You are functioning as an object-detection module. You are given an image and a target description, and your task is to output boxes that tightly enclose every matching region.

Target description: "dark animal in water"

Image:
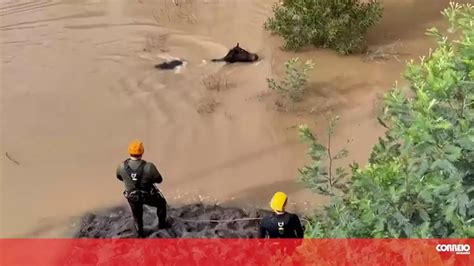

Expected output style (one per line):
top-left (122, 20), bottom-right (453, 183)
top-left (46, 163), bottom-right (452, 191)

top-left (155, 60), bottom-right (184, 70)
top-left (211, 43), bottom-right (259, 63)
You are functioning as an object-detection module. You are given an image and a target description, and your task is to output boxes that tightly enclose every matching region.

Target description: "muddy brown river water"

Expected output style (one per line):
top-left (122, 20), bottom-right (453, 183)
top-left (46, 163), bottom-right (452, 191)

top-left (0, 0), bottom-right (465, 237)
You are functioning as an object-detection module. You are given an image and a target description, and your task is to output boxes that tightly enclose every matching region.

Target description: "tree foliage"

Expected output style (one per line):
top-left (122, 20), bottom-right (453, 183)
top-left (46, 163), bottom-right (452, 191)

top-left (267, 57), bottom-right (315, 102)
top-left (299, 2), bottom-right (473, 238)
top-left (264, 0), bottom-right (383, 54)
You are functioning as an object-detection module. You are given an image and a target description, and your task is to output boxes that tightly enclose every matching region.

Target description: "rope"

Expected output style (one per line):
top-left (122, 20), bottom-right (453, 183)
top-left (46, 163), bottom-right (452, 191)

top-left (173, 217), bottom-right (262, 223)
top-left (161, 196), bottom-right (311, 225)
top-left (172, 217), bottom-right (310, 224)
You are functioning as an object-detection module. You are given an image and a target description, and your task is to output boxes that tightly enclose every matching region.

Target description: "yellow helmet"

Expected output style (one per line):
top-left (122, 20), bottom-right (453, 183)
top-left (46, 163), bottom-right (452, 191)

top-left (270, 192), bottom-right (288, 212)
top-left (128, 140), bottom-right (144, 156)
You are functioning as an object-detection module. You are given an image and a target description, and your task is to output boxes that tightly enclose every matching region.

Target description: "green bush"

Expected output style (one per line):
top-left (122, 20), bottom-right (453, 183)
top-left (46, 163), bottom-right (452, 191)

top-left (264, 0), bottom-right (383, 54)
top-left (267, 57), bottom-right (315, 102)
top-left (299, 2), bottom-right (473, 238)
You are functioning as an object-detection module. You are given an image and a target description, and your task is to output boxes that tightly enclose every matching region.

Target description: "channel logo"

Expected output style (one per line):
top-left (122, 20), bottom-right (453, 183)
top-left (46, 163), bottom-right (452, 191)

top-left (436, 244), bottom-right (471, 255)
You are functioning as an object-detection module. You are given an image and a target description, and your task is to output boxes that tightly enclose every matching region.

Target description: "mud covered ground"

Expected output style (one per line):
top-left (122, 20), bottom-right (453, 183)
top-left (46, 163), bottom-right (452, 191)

top-left (75, 203), bottom-right (277, 238)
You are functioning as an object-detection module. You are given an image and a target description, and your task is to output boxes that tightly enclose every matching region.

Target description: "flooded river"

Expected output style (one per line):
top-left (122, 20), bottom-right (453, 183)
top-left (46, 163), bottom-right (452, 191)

top-left (0, 0), bottom-right (463, 237)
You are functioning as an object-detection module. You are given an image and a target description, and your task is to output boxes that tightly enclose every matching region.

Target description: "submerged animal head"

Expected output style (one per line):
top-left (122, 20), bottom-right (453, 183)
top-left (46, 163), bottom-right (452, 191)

top-left (155, 59), bottom-right (184, 70)
top-left (223, 43), bottom-right (259, 63)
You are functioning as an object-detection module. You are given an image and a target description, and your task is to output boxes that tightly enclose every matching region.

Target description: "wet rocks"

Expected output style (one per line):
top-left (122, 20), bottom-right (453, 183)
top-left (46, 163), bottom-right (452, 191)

top-left (75, 203), bottom-right (273, 238)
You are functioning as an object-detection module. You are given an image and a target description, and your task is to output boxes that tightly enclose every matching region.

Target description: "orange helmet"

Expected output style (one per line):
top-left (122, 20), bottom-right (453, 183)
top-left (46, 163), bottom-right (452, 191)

top-left (128, 140), bottom-right (144, 156)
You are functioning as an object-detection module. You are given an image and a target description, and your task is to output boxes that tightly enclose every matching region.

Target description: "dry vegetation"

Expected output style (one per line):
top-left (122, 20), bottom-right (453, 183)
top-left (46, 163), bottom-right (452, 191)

top-left (197, 73), bottom-right (231, 115)
top-left (371, 92), bottom-right (384, 117)
top-left (153, 0), bottom-right (197, 24)
top-left (144, 34), bottom-right (168, 52)
top-left (201, 73), bottom-right (229, 92)
top-left (197, 97), bottom-right (220, 114)
top-left (363, 40), bottom-right (406, 62)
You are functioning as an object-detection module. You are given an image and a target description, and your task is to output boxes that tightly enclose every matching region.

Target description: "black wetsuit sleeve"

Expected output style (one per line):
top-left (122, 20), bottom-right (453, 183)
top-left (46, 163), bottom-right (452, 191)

top-left (258, 218), bottom-right (268, 238)
top-left (116, 165), bottom-right (123, 181)
top-left (292, 215), bottom-right (304, 238)
top-left (149, 163), bottom-right (163, 184)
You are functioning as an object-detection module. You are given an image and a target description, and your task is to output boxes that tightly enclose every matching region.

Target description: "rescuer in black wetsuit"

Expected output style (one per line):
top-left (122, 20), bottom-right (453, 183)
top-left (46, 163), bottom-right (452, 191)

top-left (116, 140), bottom-right (170, 237)
top-left (259, 192), bottom-right (304, 238)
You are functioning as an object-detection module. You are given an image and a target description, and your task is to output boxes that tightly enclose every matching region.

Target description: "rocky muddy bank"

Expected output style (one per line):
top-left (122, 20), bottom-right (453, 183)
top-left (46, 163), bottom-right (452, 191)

top-left (75, 203), bottom-right (275, 238)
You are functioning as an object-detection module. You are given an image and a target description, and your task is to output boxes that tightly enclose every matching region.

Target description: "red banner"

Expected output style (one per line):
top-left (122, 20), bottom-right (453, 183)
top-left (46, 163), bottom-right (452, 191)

top-left (1, 239), bottom-right (472, 265)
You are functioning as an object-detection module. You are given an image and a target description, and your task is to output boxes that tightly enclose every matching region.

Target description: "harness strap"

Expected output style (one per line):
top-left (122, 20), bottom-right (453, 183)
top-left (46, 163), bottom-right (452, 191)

top-left (271, 213), bottom-right (291, 235)
top-left (123, 159), bottom-right (147, 191)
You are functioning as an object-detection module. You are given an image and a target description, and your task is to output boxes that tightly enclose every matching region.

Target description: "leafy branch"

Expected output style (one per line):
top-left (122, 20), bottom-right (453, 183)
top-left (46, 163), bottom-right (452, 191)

top-left (267, 57), bottom-right (315, 103)
top-left (297, 116), bottom-right (349, 196)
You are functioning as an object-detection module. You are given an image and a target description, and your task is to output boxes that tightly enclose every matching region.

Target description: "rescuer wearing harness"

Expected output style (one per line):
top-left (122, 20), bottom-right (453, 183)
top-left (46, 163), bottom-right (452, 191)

top-left (259, 192), bottom-right (304, 238)
top-left (116, 140), bottom-right (170, 237)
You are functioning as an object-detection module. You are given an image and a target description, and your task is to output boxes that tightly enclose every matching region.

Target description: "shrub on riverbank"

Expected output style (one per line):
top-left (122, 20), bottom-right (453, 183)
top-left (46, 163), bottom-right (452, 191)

top-left (299, 2), bottom-right (473, 238)
top-left (264, 0), bottom-right (383, 54)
